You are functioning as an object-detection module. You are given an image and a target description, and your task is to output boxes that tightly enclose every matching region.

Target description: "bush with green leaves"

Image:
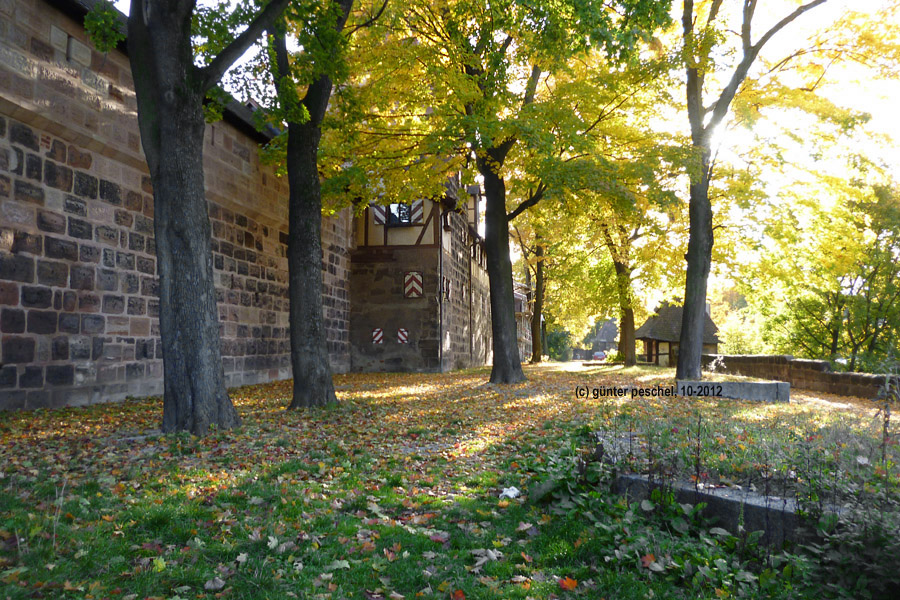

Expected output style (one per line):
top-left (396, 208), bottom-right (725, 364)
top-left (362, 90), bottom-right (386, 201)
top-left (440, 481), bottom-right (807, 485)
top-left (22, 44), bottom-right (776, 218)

top-left (526, 427), bottom-right (816, 598)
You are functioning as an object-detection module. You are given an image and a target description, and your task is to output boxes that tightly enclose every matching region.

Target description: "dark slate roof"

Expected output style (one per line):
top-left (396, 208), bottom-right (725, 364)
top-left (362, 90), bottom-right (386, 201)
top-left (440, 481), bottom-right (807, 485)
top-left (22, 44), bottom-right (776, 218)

top-left (635, 302), bottom-right (719, 344)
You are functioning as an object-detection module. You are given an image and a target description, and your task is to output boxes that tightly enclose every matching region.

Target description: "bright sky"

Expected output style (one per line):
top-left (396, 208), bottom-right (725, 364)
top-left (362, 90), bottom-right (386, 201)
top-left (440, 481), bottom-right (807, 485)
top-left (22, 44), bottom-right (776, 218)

top-left (742, 0), bottom-right (899, 173)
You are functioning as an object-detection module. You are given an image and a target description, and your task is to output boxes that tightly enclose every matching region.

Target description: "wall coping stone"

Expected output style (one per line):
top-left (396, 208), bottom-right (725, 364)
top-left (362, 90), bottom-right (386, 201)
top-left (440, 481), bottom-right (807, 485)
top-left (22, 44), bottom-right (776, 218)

top-left (677, 379), bottom-right (790, 403)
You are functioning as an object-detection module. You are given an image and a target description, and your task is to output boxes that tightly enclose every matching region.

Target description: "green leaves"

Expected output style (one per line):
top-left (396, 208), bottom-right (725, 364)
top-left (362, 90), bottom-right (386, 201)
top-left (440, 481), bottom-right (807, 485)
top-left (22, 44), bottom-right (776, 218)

top-left (84, 0), bottom-right (125, 54)
top-left (748, 178), bottom-right (900, 369)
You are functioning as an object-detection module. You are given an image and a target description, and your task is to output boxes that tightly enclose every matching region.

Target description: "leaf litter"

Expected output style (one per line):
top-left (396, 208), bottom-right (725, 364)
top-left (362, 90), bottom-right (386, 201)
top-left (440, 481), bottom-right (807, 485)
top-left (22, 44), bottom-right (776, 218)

top-left (0, 363), bottom-right (887, 598)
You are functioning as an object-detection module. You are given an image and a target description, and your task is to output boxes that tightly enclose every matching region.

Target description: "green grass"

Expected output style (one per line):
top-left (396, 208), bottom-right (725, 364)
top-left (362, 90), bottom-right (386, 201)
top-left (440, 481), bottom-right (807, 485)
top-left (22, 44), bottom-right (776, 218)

top-left (1, 365), bottom-right (896, 599)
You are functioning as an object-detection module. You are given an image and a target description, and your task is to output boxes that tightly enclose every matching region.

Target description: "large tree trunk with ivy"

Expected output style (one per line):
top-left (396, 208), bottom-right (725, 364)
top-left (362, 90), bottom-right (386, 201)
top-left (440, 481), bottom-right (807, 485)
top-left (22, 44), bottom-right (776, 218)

top-left (126, 0), bottom-right (288, 434)
top-left (478, 147), bottom-right (526, 384)
top-left (270, 1), bottom-right (354, 409)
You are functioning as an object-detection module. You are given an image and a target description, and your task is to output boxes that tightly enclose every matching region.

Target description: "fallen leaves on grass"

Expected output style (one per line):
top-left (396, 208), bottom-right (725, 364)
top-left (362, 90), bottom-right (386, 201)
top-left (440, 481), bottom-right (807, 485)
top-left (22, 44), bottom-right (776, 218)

top-left (0, 364), bottom-right (890, 599)
top-left (559, 575), bottom-right (578, 590)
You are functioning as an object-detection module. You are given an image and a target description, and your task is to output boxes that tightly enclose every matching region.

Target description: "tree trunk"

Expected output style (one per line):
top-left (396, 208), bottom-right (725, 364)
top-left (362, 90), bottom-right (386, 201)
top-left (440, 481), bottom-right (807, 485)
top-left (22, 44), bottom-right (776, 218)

top-left (619, 307), bottom-right (635, 364)
top-left (541, 318), bottom-right (547, 357)
top-left (270, 2), bottom-right (351, 408)
top-left (849, 344), bottom-right (861, 372)
top-left (829, 316), bottom-right (842, 359)
top-left (676, 147), bottom-right (713, 380)
top-left (128, 2), bottom-right (239, 435)
top-left (284, 119), bottom-right (338, 408)
top-left (272, 38), bottom-right (345, 409)
top-left (676, 0), bottom-right (826, 380)
top-left (478, 152), bottom-right (526, 384)
top-left (612, 259), bottom-right (636, 366)
top-left (530, 244), bottom-right (544, 363)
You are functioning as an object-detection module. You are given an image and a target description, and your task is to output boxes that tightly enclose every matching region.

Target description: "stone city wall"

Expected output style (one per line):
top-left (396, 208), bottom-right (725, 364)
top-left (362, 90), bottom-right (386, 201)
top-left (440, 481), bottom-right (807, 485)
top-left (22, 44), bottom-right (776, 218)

top-left (0, 0), bottom-right (351, 409)
top-left (441, 210), bottom-right (491, 371)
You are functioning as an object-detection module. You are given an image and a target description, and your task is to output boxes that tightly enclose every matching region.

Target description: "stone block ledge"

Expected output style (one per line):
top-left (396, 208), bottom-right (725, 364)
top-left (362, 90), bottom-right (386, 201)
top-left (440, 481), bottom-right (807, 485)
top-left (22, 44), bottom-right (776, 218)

top-left (676, 379), bottom-right (790, 403)
top-left (613, 474), bottom-right (837, 547)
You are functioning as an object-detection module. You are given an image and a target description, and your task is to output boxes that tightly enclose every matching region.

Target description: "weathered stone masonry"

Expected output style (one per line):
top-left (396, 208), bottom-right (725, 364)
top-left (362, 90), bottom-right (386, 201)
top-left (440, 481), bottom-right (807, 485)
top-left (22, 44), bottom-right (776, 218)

top-left (0, 0), bottom-right (351, 409)
top-left (348, 188), bottom-right (494, 374)
top-left (702, 354), bottom-right (885, 399)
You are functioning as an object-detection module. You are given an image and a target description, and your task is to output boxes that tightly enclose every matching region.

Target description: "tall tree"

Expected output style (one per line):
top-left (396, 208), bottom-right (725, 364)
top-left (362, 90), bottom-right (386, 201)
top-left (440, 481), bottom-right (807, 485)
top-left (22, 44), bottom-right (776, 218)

top-left (122, 0), bottom-right (291, 433)
top-left (506, 46), bottom-right (689, 364)
top-left (346, 0), bottom-right (671, 383)
top-left (752, 180), bottom-right (900, 372)
top-left (529, 239), bottom-right (545, 364)
top-left (676, 0), bottom-right (830, 379)
top-left (267, 0), bottom-right (356, 409)
top-left (513, 224), bottom-right (546, 363)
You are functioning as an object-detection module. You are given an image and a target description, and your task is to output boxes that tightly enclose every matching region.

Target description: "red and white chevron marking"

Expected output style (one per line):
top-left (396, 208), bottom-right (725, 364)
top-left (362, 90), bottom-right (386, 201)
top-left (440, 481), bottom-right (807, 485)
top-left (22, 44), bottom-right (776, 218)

top-left (410, 200), bottom-right (424, 223)
top-left (372, 328), bottom-right (383, 344)
top-left (404, 271), bottom-right (423, 298)
top-left (397, 328), bottom-right (409, 344)
top-left (371, 205), bottom-right (387, 224)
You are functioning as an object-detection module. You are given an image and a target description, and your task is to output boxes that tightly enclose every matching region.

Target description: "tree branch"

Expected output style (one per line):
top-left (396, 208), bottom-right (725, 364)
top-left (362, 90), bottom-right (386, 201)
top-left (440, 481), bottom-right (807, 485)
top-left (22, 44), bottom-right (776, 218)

top-left (741, 0), bottom-right (757, 54)
top-left (200, 0), bottom-right (292, 93)
top-left (507, 181), bottom-right (546, 222)
top-left (270, 28), bottom-right (292, 114)
top-left (707, 0), bottom-right (828, 134)
top-left (707, 0), bottom-right (724, 28)
top-left (753, 0), bottom-right (829, 58)
top-left (683, 0), bottom-right (705, 143)
top-left (347, 0), bottom-right (389, 36)
top-left (523, 64), bottom-right (542, 107)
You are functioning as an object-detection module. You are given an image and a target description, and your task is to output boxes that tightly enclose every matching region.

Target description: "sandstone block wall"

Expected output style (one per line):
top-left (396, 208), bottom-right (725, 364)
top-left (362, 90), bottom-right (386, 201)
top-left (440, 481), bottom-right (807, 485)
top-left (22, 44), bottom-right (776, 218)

top-left (349, 246), bottom-right (441, 372)
top-left (702, 354), bottom-right (886, 399)
top-left (441, 210), bottom-right (490, 370)
top-left (0, 0), bottom-right (351, 409)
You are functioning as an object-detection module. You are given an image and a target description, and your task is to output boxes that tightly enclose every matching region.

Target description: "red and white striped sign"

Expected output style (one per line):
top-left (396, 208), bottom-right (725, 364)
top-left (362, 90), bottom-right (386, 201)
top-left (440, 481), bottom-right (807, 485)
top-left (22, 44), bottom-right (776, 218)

top-left (404, 271), bottom-right (423, 298)
top-left (371, 201), bottom-right (425, 225)
top-left (372, 328), bottom-right (383, 344)
top-left (397, 328), bottom-right (409, 344)
top-left (409, 200), bottom-right (424, 223)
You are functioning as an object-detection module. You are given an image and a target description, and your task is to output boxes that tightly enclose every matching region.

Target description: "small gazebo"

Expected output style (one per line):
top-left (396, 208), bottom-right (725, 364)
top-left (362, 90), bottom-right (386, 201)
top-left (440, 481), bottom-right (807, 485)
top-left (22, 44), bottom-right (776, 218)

top-left (635, 303), bottom-right (719, 367)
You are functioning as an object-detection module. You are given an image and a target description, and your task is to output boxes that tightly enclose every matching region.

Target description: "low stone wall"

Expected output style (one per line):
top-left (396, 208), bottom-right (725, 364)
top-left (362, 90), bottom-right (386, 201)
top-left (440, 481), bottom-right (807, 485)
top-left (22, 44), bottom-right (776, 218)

top-left (676, 379), bottom-right (790, 403)
top-left (614, 474), bottom-right (808, 547)
top-left (702, 354), bottom-right (886, 400)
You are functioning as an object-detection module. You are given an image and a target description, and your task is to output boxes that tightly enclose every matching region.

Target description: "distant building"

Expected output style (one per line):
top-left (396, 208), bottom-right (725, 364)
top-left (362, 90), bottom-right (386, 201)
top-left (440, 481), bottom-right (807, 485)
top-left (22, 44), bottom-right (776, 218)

top-left (586, 318), bottom-right (618, 352)
top-left (350, 178), bottom-right (493, 372)
top-left (635, 303), bottom-right (719, 367)
top-left (514, 281), bottom-right (532, 362)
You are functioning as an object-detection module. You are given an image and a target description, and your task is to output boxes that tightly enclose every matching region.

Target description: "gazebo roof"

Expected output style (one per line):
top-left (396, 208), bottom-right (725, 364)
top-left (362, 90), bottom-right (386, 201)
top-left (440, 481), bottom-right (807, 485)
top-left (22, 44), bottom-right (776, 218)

top-left (635, 302), bottom-right (719, 344)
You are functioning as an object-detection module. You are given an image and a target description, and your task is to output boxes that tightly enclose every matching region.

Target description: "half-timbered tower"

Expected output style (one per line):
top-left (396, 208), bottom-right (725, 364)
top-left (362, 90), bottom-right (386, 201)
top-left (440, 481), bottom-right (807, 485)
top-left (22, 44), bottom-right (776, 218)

top-left (349, 177), bottom-right (494, 372)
